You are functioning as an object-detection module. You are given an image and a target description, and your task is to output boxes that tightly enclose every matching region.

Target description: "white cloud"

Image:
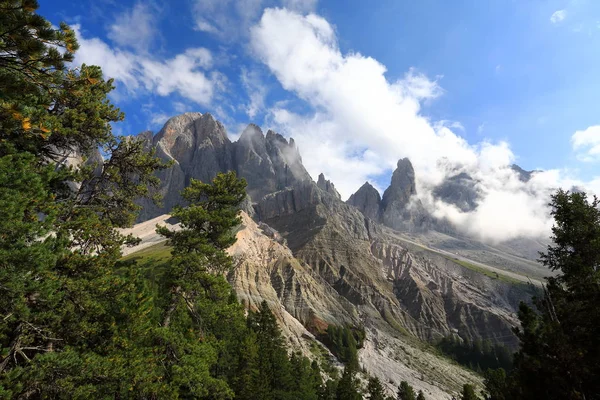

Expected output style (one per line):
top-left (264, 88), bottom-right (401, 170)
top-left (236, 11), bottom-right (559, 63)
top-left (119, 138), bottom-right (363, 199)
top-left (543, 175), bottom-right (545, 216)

top-left (551, 9), bottom-right (567, 24)
top-left (436, 120), bottom-right (465, 132)
top-left (150, 112), bottom-right (170, 126)
top-left (73, 25), bottom-right (139, 90)
top-left (477, 123), bottom-right (486, 135)
top-left (251, 8), bottom-right (599, 243)
top-left (73, 26), bottom-right (219, 106)
top-left (108, 2), bottom-right (157, 52)
top-left (241, 67), bottom-right (267, 118)
top-left (139, 48), bottom-right (217, 105)
top-left (572, 125), bottom-right (600, 162)
top-left (173, 102), bottom-right (195, 113)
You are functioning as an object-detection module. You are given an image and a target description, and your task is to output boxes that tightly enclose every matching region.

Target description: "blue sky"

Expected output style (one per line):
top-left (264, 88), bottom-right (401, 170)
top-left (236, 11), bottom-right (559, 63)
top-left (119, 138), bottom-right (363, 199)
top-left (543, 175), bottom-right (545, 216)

top-left (42, 0), bottom-right (600, 240)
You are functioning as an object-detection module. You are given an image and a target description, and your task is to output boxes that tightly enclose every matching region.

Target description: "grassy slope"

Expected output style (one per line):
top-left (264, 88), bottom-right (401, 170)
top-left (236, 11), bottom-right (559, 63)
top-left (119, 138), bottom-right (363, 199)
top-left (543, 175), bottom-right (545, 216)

top-left (121, 241), bottom-right (172, 263)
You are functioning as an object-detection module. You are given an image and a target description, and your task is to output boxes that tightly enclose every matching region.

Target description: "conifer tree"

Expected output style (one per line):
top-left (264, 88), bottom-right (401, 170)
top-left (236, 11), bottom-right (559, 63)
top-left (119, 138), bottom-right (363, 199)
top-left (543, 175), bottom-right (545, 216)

top-left (460, 384), bottom-right (479, 400)
top-left (483, 190), bottom-right (600, 400)
top-left (367, 376), bottom-right (386, 400)
top-left (416, 390), bottom-right (426, 400)
top-left (397, 381), bottom-right (416, 400)
top-left (0, 1), bottom-right (165, 396)
top-left (336, 365), bottom-right (362, 400)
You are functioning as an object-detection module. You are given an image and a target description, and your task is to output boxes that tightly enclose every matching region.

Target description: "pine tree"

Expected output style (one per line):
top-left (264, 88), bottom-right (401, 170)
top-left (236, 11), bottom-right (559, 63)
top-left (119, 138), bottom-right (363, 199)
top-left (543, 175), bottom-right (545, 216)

top-left (336, 365), bottom-right (362, 400)
top-left (397, 381), bottom-right (416, 400)
top-left (146, 172), bottom-right (247, 398)
top-left (483, 190), bottom-right (600, 400)
top-left (460, 384), bottom-right (479, 400)
top-left (416, 390), bottom-right (426, 400)
top-left (367, 376), bottom-right (386, 400)
top-left (0, 1), bottom-right (166, 396)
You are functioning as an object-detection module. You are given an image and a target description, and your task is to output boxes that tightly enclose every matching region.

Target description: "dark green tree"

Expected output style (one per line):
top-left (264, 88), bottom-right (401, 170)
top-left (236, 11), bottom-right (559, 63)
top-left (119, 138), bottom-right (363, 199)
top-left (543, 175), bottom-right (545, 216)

top-left (247, 300), bottom-right (295, 399)
top-left (336, 365), bottom-right (362, 400)
top-left (397, 381), bottom-right (416, 400)
top-left (484, 190), bottom-right (600, 400)
top-left (481, 369), bottom-right (510, 400)
top-left (150, 172), bottom-right (247, 398)
top-left (460, 384), bottom-right (479, 400)
top-left (367, 376), bottom-right (386, 400)
top-left (0, 1), bottom-right (166, 397)
top-left (416, 390), bottom-right (426, 400)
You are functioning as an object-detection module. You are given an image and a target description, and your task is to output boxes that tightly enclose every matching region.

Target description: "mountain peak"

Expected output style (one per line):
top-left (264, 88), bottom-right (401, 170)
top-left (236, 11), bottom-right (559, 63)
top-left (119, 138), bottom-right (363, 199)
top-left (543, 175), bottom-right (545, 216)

top-left (347, 181), bottom-right (381, 221)
top-left (382, 158), bottom-right (416, 208)
top-left (316, 173), bottom-right (341, 199)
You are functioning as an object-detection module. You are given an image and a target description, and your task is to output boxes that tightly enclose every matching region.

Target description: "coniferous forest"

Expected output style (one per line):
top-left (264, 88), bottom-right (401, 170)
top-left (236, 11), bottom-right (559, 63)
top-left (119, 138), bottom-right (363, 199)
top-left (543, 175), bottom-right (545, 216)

top-left (1, 1), bottom-right (600, 400)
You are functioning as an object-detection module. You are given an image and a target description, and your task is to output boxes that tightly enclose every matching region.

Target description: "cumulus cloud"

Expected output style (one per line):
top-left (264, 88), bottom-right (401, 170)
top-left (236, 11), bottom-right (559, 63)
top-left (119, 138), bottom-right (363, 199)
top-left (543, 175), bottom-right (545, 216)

top-left (572, 125), bottom-right (600, 162)
top-left (250, 8), bottom-right (598, 243)
top-left (72, 26), bottom-right (219, 106)
top-left (108, 2), bottom-right (157, 52)
top-left (551, 9), bottom-right (567, 24)
top-left (240, 67), bottom-right (267, 118)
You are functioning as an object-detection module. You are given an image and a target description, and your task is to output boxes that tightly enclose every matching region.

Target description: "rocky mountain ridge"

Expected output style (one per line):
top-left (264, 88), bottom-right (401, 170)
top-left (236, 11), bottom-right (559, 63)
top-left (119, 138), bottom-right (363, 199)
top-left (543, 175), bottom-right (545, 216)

top-left (137, 113), bottom-right (311, 221)
top-left (131, 112), bottom-right (544, 399)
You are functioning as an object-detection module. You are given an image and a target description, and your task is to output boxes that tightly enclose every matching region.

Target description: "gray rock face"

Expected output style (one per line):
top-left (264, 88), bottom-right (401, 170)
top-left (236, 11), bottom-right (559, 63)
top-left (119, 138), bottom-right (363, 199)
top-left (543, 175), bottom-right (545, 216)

top-left (346, 181), bottom-right (381, 221)
top-left (510, 164), bottom-right (534, 182)
top-left (316, 173), bottom-right (341, 199)
top-left (138, 113), bottom-right (311, 221)
top-left (432, 172), bottom-right (479, 212)
top-left (138, 113), bottom-right (234, 220)
top-left (380, 158), bottom-right (432, 231)
top-left (346, 158), bottom-right (431, 231)
top-left (380, 158), bottom-right (424, 231)
top-left (381, 158), bottom-right (416, 214)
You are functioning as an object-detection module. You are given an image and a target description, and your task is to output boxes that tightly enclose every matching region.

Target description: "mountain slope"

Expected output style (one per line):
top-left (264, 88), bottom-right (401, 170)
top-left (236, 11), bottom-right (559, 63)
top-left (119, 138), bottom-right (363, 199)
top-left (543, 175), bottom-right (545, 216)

top-left (130, 112), bottom-right (546, 399)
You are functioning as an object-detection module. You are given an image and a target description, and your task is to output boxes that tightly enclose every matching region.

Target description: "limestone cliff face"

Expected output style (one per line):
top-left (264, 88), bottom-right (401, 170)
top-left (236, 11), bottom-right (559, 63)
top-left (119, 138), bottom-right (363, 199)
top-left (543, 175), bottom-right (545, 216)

top-left (346, 181), bottom-right (381, 221)
top-left (382, 158), bottom-right (416, 213)
top-left (255, 182), bottom-right (526, 347)
top-left (137, 113), bottom-right (311, 221)
top-left (316, 173), bottom-right (341, 199)
top-left (432, 172), bottom-right (479, 213)
top-left (133, 112), bottom-right (540, 398)
top-left (346, 158), bottom-right (431, 231)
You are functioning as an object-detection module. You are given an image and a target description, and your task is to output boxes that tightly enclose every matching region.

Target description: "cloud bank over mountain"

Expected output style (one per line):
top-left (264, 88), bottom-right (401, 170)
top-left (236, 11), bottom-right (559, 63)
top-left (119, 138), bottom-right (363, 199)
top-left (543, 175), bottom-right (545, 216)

top-left (68, 2), bottom-right (600, 243)
top-left (250, 8), bottom-right (598, 243)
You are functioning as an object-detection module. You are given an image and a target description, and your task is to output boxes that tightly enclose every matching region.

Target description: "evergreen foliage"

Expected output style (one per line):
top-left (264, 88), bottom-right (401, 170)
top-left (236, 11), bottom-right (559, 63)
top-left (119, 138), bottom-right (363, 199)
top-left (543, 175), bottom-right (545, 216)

top-left (436, 336), bottom-right (513, 372)
top-left (367, 377), bottom-right (386, 400)
top-left (460, 384), bottom-right (479, 400)
top-left (397, 381), bottom-right (416, 400)
top-left (0, 3), bottom-right (329, 399)
top-left (336, 365), bottom-right (362, 400)
top-left (481, 190), bottom-right (600, 400)
top-left (321, 324), bottom-right (365, 369)
top-left (0, 1), bottom-right (166, 396)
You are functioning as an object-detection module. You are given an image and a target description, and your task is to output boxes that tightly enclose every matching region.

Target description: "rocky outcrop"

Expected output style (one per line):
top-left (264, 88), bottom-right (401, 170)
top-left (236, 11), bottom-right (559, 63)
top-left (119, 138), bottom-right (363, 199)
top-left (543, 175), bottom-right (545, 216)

top-left (432, 172), bottom-right (479, 212)
top-left (137, 114), bottom-right (311, 221)
top-left (256, 180), bottom-right (526, 348)
top-left (382, 158), bottom-right (417, 210)
top-left (380, 158), bottom-right (419, 230)
top-left (346, 158), bottom-right (431, 231)
top-left (132, 112), bottom-right (546, 398)
top-left (317, 173), bottom-right (341, 199)
top-left (511, 164), bottom-right (535, 182)
top-left (346, 182), bottom-right (381, 221)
